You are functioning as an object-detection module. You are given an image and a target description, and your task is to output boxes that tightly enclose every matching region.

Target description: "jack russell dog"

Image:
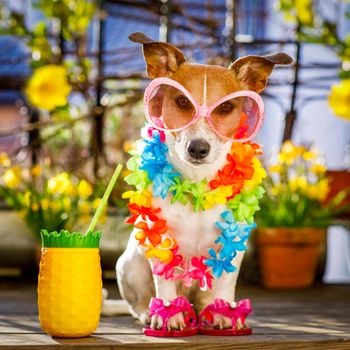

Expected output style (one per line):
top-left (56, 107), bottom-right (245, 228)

top-left (113, 32), bottom-right (292, 336)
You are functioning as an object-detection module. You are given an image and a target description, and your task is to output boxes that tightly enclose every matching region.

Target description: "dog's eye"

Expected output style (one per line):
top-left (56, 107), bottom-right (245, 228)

top-left (217, 102), bottom-right (234, 114)
top-left (175, 96), bottom-right (192, 110)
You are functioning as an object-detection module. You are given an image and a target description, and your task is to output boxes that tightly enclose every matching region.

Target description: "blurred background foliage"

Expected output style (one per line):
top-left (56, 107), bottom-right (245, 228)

top-left (0, 0), bottom-right (349, 235)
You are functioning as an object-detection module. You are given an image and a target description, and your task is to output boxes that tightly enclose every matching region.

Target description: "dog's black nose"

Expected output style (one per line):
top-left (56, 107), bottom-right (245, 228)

top-left (187, 139), bottom-right (210, 160)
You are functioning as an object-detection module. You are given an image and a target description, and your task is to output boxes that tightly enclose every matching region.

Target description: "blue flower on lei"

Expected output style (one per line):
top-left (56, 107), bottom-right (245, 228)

top-left (153, 165), bottom-right (180, 199)
top-left (215, 236), bottom-right (247, 259)
top-left (204, 248), bottom-right (237, 278)
top-left (140, 131), bottom-right (168, 180)
top-left (216, 211), bottom-right (256, 240)
top-left (204, 210), bottom-right (257, 272)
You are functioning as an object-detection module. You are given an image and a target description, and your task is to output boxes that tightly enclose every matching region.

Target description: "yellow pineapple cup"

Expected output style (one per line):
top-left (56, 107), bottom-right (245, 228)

top-left (37, 164), bottom-right (122, 338)
top-left (38, 230), bottom-right (102, 338)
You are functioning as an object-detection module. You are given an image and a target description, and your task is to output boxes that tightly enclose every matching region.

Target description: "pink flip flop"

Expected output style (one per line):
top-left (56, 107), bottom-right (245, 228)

top-left (198, 298), bottom-right (253, 336)
top-left (143, 296), bottom-right (198, 337)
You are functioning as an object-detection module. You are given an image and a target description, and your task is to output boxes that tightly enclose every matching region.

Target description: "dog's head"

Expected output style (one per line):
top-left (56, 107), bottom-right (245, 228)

top-left (130, 33), bottom-right (292, 178)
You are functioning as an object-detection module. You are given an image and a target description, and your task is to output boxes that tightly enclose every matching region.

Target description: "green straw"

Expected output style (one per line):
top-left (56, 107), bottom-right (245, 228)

top-left (85, 164), bottom-right (123, 235)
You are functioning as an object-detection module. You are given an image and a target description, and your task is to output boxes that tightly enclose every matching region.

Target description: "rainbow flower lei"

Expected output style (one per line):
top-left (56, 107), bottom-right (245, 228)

top-left (123, 127), bottom-right (266, 291)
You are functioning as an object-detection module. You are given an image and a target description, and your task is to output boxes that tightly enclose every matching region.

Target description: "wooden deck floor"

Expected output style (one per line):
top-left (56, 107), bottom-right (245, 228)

top-left (0, 280), bottom-right (350, 349)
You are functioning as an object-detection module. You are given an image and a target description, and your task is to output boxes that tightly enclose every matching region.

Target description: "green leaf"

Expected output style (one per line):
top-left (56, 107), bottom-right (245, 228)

top-left (41, 229), bottom-right (101, 248)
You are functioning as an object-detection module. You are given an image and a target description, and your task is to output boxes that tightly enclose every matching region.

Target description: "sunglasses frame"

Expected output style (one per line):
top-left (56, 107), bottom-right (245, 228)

top-left (144, 77), bottom-right (264, 142)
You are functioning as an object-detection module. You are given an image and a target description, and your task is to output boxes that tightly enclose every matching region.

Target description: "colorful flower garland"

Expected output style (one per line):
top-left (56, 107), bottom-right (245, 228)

top-left (123, 127), bottom-right (266, 291)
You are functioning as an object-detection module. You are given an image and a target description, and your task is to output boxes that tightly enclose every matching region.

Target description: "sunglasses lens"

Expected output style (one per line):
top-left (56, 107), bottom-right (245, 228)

top-left (147, 84), bottom-right (196, 130)
top-left (210, 96), bottom-right (261, 140)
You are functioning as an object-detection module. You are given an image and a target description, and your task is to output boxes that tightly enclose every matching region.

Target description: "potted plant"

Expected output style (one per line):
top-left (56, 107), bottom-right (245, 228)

top-left (255, 141), bottom-right (349, 288)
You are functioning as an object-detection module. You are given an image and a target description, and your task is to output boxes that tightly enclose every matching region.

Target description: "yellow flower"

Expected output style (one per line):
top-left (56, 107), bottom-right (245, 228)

top-left (302, 150), bottom-right (318, 161)
top-left (47, 172), bottom-right (75, 195)
top-left (50, 201), bottom-right (59, 211)
top-left (245, 158), bottom-right (267, 189)
top-left (289, 176), bottom-right (308, 192)
top-left (23, 191), bottom-right (32, 207)
top-left (204, 185), bottom-right (233, 210)
top-left (31, 203), bottom-right (39, 212)
top-left (31, 165), bottom-right (42, 177)
top-left (0, 152), bottom-right (11, 167)
top-left (77, 180), bottom-right (93, 198)
top-left (310, 163), bottom-right (327, 175)
top-left (269, 164), bottom-right (283, 173)
top-left (92, 198), bottom-right (101, 209)
top-left (328, 79), bottom-right (350, 121)
top-left (306, 179), bottom-right (329, 202)
top-left (2, 166), bottom-right (21, 189)
top-left (279, 141), bottom-right (305, 165)
top-left (123, 141), bottom-right (135, 153)
top-left (270, 184), bottom-right (283, 196)
top-left (122, 190), bottom-right (152, 207)
top-left (80, 214), bottom-right (91, 224)
top-left (79, 201), bottom-right (90, 215)
top-left (63, 197), bottom-right (71, 211)
top-left (25, 65), bottom-right (71, 111)
top-left (295, 0), bottom-right (313, 25)
top-left (40, 198), bottom-right (50, 210)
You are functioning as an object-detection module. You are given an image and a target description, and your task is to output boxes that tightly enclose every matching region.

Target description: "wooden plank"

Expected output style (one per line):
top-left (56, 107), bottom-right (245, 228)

top-left (0, 333), bottom-right (350, 350)
top-left (0, 282), bottom-right (349, 349)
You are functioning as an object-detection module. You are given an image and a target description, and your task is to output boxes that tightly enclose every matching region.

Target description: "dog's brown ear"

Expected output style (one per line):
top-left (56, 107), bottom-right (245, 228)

top-left (129, 32), bottom-right (186, 79)
top-left (229, 52), bottom-right (293, 92)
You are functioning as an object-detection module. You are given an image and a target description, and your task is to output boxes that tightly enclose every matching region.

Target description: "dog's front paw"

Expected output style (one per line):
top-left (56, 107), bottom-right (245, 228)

top-left (212, 313), bottom-right (247, 330)
top-left (150, 313), bottom-right (186, 330)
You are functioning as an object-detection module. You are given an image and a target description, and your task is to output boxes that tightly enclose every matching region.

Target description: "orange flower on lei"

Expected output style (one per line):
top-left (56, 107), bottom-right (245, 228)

top-left (209, 142), bottom-right (260, 190)
top-left (135, 219), bottom-right (168, 246)
top-left (127, 203), bottom-right (161, 224)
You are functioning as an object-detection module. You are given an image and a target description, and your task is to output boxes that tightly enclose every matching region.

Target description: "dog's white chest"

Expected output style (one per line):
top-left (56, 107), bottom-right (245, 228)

top-left (153, 196), bottom-right (225, 259)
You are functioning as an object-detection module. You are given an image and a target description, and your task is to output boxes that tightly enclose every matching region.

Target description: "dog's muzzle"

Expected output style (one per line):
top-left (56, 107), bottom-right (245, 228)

top-left (187, 139), bottom-right (210, 161)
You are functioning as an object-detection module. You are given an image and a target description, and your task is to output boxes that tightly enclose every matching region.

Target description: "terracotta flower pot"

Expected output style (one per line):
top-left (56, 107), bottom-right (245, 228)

top-left (256, 227), bottom-right (326, 288)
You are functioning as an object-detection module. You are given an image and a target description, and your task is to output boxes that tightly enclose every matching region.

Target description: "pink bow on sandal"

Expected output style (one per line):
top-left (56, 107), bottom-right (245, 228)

top-left (143, 296), bottom-right (198, 337)
top-left (199, 298), bottom-right (253, 336)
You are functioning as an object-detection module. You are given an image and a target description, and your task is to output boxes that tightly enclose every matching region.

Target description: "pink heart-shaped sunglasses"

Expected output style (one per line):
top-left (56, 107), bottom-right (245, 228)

top-left (144, 77), bottom-right (264, 142)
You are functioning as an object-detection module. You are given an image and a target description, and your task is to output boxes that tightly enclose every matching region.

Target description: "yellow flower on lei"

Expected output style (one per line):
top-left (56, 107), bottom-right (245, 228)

top-left (25, 65), bottom-right (71, 111)
top-left (122, 190), bottom-right (152, 207)
top-left (145, 237), bottom-right (175, 264)
top-left (204, 185), bottom-right (233, 210)
top-left (245, 158), bottom-right (266, 189)
top-left (2, 166), bottom-right (22, 189)
top-left (328, 79), bottom-right (350, 121)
